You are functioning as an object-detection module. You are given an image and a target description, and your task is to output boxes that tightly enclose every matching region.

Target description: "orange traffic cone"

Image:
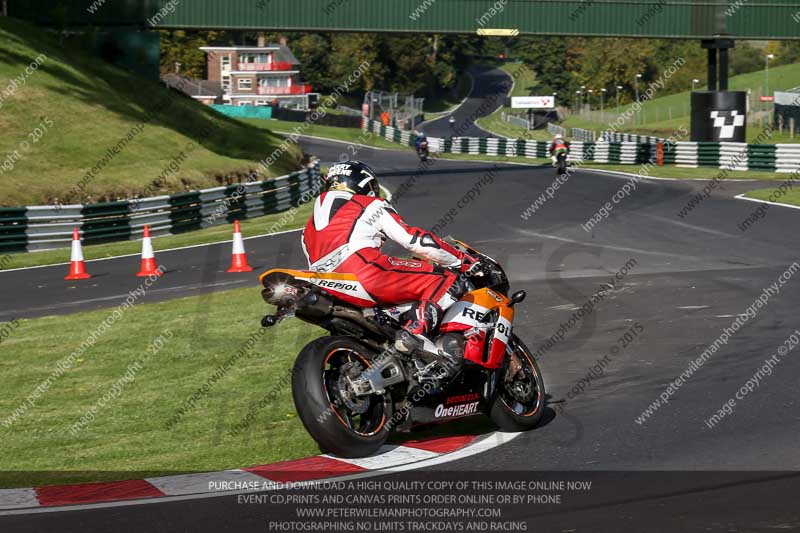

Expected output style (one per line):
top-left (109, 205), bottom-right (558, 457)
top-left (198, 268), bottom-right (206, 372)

top-left (64, 227), bottom-right (91, 280)
top-left (227, 220), bottom-right (253, 273)
top-left (136, 225), bottom-right (162, 277)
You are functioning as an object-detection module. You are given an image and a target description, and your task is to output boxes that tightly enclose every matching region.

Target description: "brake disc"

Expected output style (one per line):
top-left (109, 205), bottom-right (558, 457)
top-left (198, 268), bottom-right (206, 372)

top-left (511, 378), bottom-right (533, 403)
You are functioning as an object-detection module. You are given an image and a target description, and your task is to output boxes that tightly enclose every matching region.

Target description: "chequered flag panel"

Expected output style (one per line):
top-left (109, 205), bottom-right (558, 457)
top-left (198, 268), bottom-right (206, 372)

top-left (710, 110), bottom-right (745, 139)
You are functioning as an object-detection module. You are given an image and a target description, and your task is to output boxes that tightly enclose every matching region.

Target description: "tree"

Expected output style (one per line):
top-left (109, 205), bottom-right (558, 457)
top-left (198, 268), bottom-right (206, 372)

top-left (730, 42), bottom-right (765, 76)
top-left (329, 33), bottom-right (384, 92)
top-left (290, 34), bottom-right (332, 91)
top-left (159, 30), bottom-right (224, 78)
top-left (515, 36), bottom-right (572, 95)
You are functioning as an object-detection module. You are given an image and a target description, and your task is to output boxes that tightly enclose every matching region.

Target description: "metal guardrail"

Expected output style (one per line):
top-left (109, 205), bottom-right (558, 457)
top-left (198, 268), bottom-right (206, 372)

top-left (501, 112), bottom-right (530, 130)
top-left (546, 122), bottom-right (566, 137)
top-left (0, 162), bottom-right (320, 253)
top-left (335, 105), bottom-right (364, 117)
top-left (600, 131), bottom-right (665, 144)
top-left (570, 128), bottom-right (596, 142)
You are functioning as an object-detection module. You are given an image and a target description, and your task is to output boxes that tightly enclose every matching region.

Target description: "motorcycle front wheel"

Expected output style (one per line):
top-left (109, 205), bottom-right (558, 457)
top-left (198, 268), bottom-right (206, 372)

top-left (292, 336), bottom-right (393, 458)
top-left (488, 335), bottom-right (546, 431)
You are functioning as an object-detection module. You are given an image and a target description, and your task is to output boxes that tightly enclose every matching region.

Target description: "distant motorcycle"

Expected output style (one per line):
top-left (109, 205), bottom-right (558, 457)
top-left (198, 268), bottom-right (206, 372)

top-left (552, 149), bottom-right (568, 176)
top-left (417, 140), bottom-right (430, 161)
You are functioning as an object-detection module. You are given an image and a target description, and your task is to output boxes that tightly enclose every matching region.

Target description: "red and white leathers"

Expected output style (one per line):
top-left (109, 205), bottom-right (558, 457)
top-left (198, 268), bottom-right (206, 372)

top-left (302, 190), bottom-right (469, 335)
top-left (549, 137), bottom-right (569, 156)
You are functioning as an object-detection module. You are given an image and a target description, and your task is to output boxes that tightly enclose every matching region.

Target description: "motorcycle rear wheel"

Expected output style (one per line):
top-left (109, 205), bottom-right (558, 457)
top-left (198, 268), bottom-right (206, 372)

top-left (557, 156), bottom-right (567, 176)
top-left (488, 335), bottom-right (546, 431)
top-left (292, 336), bottom-right (393, 458)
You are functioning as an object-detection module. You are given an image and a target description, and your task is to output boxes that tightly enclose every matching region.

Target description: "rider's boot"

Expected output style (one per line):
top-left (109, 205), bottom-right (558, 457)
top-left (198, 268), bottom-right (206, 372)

top-left (394, 300), bottom-right (441, 354)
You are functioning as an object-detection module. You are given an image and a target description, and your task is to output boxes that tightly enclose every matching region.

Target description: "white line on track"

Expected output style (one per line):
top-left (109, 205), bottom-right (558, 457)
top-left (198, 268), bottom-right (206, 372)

top-left (512, 227), bottom-right (681, 258)
top-left (439, 157), bottom-right (542, 167)
top-left (323, 445), bottom-right (440, 470)
top-left (275, 131), bottom-right (394, 151)
top-left (583, 167), bottom-right (763, 183)
top-left (0, 432), bottom-right (521, 516)
top-left (637, 213), bottom-right (738, 239)
top-left (0, 280), bottom-right (249, 317)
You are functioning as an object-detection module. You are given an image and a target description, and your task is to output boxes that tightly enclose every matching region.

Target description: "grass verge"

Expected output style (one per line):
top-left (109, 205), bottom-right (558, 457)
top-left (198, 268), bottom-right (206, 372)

top-left (0, 284), bottom-right (490, 488)
top-left (0, 286), bottom-right (321, 488)
top-left (0, 18), bottom-right (301, 207)
top-left (475, 112), bottom-right (552, 141)
top-left (744, 188), bottom-right (800, 207)
top-left (500, 62), bottom-right (538, 99)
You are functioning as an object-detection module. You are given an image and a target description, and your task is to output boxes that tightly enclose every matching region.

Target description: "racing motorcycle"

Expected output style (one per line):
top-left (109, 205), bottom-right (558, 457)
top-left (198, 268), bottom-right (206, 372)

top-left (416, 140), bottom-right (430, 161)
top-left (258, 239), bottom-right (545, 458)
top-left (553, 148), bottom-right (568, 176)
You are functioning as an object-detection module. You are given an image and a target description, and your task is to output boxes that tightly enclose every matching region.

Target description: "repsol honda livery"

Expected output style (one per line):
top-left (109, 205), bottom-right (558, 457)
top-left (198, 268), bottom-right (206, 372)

top-left (259, 239), bottom-right (545, 457)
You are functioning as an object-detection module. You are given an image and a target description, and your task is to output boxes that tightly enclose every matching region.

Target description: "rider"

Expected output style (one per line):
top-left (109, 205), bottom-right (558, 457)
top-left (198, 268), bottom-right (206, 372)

top-left (301, 160), bottom-right (481, 354)
top-left (414, 131), bottom-right (427, 151)
top-left (549, 134), bottom-right (569, 164)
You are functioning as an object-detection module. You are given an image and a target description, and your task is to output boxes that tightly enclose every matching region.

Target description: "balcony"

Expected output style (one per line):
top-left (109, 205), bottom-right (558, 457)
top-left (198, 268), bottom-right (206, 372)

top-left (256, 85), bottom-right (312, 95)
top-left (237, 61), bottom-right (296, 72)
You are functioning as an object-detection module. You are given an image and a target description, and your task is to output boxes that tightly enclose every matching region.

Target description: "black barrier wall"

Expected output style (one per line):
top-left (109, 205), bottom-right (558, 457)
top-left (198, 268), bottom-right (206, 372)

top-left (691, 91), bottom-right (747, 142)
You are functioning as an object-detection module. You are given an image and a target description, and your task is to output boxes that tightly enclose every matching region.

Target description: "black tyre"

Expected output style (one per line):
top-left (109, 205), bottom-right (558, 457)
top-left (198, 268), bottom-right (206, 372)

top-left (557, 156), bottom-right (567, 175)
top-left (488, 335), bottom-right (546, 431)
top-left (292, 336), bottom-right (392, 458)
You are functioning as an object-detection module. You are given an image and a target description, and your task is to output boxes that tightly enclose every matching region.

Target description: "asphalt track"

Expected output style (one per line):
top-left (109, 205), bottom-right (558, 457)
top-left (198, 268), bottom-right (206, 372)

top-left (4, 83), bottom-right (800, 531)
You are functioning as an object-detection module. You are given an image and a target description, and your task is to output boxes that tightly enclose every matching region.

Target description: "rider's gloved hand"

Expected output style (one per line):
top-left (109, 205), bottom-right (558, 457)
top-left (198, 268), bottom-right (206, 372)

top-left (459, 254), bottom-right (483, 276)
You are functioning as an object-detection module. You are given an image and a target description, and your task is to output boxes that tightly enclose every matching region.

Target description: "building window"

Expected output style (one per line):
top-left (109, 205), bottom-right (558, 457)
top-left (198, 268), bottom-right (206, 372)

top-left (221, 55), bottom-right (231, 71)
top-left (260, 77), bottom-right (289, 88)
top-left (222, 75), bottom-right (231, 92)
top-left (240, 54), bottom-right (269, 64)
top-left (238, 78), bottom-right (252, 90)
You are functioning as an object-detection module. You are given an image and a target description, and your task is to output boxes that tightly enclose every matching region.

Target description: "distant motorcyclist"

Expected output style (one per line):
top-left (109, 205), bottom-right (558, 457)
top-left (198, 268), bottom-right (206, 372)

top-left (302, 160), bottom-right (482, 354)
top-left (415, 132), bottom-right (430, 161)
top-left (414, 131), bottom-right (427, 149)
top-left (549, 134), bottom-right (569, 174)
top-left (549, 134), bottom-right (569, 162)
